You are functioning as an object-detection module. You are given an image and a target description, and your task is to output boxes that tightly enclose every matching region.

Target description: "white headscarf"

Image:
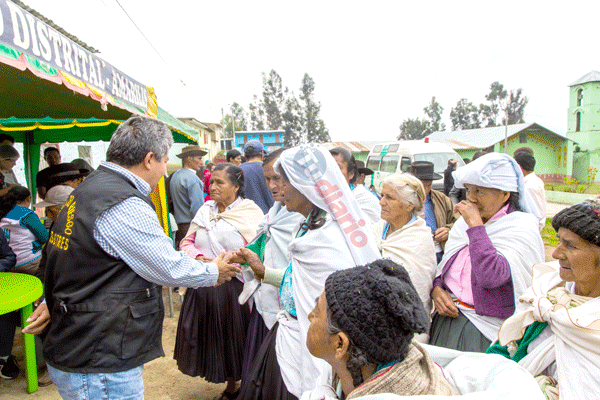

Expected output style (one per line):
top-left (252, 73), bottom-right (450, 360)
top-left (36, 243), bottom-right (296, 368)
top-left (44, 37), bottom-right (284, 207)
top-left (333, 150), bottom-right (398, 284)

top-left (274, 144), bottom-right (380, 265)
top-left (452, 152), bottom-right (540, 218)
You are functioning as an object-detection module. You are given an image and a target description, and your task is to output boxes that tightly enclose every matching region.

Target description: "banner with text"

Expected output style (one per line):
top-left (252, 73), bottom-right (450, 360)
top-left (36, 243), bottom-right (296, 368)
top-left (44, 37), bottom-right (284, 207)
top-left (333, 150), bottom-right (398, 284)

top-left (0, 0), bottom-right (149, 112)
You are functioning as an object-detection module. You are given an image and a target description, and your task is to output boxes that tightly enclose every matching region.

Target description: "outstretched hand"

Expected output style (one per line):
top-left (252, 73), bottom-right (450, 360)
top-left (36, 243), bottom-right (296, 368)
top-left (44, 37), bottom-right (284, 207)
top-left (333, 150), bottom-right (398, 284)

top-left (238, 248), bottom-right (265, 280)
top-left (214, 252), bottom-right (241, 287)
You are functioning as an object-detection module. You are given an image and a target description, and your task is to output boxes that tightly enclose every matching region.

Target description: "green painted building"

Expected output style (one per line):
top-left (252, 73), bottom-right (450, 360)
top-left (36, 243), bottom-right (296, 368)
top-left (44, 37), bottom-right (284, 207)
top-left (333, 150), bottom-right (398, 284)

top-left (567, 71), bottom-right (600, 182)
top-left (427, 122), bottom-right (570, 182)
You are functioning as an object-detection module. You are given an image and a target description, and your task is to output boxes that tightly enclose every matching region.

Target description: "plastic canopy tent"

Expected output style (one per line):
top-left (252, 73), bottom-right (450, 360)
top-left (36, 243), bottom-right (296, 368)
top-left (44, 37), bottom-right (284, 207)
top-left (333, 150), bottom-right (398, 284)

top-left (0, 109), bottom-right (199, 197)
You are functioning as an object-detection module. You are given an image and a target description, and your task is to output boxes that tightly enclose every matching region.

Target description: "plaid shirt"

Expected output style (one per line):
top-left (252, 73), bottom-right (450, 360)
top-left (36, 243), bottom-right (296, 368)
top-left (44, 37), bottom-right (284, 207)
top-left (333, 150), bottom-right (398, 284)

top-left (93, 162), bottom-right (218, 288)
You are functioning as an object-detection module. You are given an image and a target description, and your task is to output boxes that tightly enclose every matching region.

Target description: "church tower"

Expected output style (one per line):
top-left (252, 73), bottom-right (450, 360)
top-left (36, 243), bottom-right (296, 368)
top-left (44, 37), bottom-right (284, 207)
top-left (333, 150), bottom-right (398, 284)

top-left (567, 71), bottom-right (600, 181)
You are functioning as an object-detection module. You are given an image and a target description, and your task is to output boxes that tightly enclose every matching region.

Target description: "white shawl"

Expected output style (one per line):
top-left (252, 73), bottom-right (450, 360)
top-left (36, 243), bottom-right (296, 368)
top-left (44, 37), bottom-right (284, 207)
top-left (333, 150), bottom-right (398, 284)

top-left (372, 217), bottom-right (437, 315)
top-left (274, 144), bottom-right (380, 265)
top-left (497, 262), bottom-right (600, 400)
top-left (273, 145), bottom-right (381, 397)
top-left (436, 211), bottom-right (544, 340)
top-left (353, 184), bottom-right (382, 225)
top-left (277, 215), bottom-right (358, 397)
top-left (187, 198), bottom-right (264, 247)
top-left (252, 202), bottom-right (304, 329)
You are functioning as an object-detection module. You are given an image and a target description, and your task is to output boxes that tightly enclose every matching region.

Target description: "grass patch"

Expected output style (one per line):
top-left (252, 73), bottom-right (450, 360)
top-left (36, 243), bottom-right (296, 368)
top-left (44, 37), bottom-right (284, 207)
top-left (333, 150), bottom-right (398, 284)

top-left (541, 217), bottom-right (558, 247)
top-left (545, 183), bottom-right (600, 194)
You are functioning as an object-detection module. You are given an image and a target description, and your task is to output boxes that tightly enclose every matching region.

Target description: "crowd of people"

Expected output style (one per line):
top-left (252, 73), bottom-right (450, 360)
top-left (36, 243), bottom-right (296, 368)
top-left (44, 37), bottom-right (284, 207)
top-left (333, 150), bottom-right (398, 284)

top-left (0, 117), bottom-right (598, 400)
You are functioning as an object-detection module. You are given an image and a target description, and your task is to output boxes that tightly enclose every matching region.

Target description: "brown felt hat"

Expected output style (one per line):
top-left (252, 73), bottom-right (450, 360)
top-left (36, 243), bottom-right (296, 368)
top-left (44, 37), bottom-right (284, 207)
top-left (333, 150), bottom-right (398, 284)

top-left (176, 145), bottom-right (208, 159)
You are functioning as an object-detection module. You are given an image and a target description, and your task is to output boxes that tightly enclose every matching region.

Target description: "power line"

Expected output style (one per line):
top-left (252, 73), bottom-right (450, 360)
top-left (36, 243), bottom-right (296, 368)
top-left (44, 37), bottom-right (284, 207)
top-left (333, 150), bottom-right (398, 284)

top-left (113, 0), bottom-right (186, 86)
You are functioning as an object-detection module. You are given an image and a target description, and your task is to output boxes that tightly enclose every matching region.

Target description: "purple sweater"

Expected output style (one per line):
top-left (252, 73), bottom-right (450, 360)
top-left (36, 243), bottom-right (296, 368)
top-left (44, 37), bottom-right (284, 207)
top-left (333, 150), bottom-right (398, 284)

top-left (433, 224), bottom-right (515, 319)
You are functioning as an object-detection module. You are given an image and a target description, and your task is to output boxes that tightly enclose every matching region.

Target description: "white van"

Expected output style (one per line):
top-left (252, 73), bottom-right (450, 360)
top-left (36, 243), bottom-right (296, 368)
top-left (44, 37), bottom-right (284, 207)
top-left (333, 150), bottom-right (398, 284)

top-left (365, 140), bottom-right (464, 194)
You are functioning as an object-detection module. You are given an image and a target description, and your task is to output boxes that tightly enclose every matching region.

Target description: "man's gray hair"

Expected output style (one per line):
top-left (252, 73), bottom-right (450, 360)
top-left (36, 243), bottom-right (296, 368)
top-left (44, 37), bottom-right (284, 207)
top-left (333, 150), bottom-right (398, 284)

top-left (106, 116), bottom-right (173, 166)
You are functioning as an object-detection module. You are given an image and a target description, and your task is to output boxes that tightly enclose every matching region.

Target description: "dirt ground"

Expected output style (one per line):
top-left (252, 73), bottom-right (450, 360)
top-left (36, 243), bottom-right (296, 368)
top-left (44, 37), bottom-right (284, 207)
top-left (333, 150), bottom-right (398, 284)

top-left (2, 245), bottom-right (558, 399)
top-left (1, 289), bottom-right (226, 400)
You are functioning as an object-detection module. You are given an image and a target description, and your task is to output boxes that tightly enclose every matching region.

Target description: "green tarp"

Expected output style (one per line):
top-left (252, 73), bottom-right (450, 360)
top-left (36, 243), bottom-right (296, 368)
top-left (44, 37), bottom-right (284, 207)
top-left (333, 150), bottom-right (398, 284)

top-left (0, 113), bottom-right (199, 199)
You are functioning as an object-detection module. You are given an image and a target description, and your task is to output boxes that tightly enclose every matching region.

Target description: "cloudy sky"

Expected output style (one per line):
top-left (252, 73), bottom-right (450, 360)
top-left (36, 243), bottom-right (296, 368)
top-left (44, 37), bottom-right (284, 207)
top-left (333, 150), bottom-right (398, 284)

top-left (21, 0), bottom-right (600, 141)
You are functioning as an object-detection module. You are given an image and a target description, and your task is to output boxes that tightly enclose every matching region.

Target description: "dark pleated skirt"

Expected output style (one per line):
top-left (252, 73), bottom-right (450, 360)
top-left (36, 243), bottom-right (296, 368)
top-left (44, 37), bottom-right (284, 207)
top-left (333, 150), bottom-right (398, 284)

top-left (174, 278), bottom-right (250, 383)
top-left (241, 306), bottom-right (270, 388)
top-left (238, 322), bottom-right (298, 400)
top-left (429, 311), bottom-right (492, 353)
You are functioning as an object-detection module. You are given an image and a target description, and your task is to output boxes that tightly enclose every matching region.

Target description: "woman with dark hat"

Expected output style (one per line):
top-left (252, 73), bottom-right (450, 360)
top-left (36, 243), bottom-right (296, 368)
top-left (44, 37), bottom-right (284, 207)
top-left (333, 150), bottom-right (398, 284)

top-left (488, 198), bottom-right (600, 400)
top-left (304, 259), bottom-right (456, 399)
top-left (46, 163), bottom-right (89, 192)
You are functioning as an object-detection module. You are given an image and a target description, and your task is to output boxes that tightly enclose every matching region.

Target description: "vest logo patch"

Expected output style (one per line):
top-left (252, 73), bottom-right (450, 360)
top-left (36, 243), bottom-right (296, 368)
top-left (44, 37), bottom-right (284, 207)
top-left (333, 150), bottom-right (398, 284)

top-left (62, 196), bottom-right (76, 236)
top-left (48, 231), bottom-right (69, 251)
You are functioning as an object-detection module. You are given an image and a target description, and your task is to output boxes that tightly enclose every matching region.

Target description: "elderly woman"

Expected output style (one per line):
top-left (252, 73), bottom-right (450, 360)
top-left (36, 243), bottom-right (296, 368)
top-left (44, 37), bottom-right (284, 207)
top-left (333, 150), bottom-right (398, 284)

top-left (238, 144), bottom-right (380, 400)
top-left (302, 259), bottom-right (456, 399)
top-left (174, 163), bottom-right (264, 399)
top-left (430, 153), bottom-right (544, 352)
top-left (372, 173), bottom-right (437, 317)
top-left (487, 199), bottom-right (600, 400)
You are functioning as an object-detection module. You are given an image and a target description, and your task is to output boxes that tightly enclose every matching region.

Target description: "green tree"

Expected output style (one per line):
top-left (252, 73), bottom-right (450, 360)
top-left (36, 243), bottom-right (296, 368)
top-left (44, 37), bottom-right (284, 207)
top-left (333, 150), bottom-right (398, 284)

top-left (261, 70), bottom-right (285, 130)
top-left (282, 95), bottom-right (303, 147)
top-left (481, 82), bottom-right (528, 126)
top-left (299, 73), bottom-right (330, 144)
top-left (220, 102), bottom-right (248, 138)
top-left (506, 88), bottom-right (528, 124)
top-left (450, 98), bottom-right (481, 130)
top-left (424, 96), bottom-right (446, 132)
top-left (248, 95), bottom-right (265, 131)
top-left (398, 118), bottom-right (431, 140)
top-left (483, 81), bottom-right (507, 126)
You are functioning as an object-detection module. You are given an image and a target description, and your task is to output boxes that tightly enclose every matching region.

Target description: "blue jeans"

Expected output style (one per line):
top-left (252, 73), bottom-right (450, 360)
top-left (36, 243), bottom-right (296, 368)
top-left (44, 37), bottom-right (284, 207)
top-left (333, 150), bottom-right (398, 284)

top-left (47, 364), bottom-right (144, 400)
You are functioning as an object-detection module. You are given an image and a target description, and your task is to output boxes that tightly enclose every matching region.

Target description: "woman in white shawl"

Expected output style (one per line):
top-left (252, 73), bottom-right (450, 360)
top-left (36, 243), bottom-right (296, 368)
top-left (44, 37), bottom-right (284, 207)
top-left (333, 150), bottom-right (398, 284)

top-left (238, 144), bottom-right (380, 400)
top-left (371, 173), bottom-right (437, 323)
top-left (488, 199), bottom-right (600, 400)
top-left (173, 162), bottom-right (264, 399)
top-left (430, 152), bottom-right (544, 352)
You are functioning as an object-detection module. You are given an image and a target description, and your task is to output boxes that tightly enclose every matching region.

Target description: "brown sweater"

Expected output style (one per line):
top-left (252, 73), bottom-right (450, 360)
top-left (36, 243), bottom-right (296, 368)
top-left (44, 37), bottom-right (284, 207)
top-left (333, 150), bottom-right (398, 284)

top-left (347, 342), bottom-right (457, 399)
top-left (430, 189), bottom-right (456, 251)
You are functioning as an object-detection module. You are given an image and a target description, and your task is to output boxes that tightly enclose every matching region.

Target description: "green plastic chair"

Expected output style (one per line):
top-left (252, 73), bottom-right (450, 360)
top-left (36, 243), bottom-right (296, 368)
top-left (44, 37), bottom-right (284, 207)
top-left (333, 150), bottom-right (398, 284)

top-left (0, 272), bottom-right (44, 393)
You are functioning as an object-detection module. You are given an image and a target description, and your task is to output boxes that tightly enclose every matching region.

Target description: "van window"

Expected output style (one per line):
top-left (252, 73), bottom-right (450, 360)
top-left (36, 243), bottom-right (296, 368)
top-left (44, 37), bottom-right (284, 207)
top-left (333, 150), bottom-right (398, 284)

top-left (388, 144), bottom-right (399, 153)
top-left (413, 152), bottom-right (462, 172)
top-left (380, 155), bottom-right (399, 173)
top-left (366, 156), bottom-right (381, 170)
top-left (400, 156), bottom-right (411, 172)
top-left (372, 145), bottom-right (383, 153)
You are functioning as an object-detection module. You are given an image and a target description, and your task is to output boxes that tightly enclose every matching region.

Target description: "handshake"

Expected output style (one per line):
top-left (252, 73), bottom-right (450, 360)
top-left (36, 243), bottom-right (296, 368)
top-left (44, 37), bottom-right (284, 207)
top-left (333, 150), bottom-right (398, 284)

top-left (208, 248), bottom-right (265, 287)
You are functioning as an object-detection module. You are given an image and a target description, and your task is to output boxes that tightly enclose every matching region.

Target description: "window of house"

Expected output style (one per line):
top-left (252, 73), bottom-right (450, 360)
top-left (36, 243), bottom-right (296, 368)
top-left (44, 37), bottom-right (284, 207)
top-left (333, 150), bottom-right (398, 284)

top-left (576, 112), bottom-right (581, 132)
top-left (577, 88), bottom-right (583, 107)
top-left (519, 132), bottom-right (527, 143)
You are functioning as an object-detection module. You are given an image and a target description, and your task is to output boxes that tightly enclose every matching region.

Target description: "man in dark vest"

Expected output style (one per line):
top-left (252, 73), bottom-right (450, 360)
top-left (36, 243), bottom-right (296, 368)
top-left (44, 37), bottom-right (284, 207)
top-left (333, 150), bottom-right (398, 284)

top-left (24, 116), bottom-right (240, 399)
